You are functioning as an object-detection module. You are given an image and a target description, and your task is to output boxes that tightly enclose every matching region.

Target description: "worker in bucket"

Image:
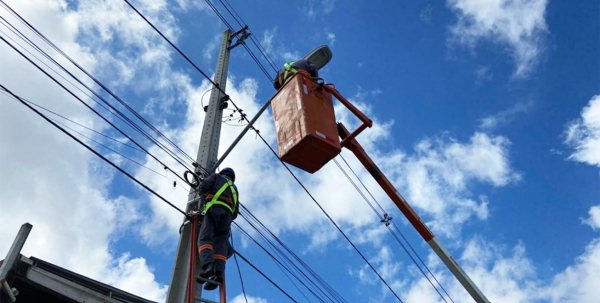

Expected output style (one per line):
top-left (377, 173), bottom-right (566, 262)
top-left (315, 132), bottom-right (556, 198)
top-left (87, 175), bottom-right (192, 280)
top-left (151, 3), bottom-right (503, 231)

top-left (273, 59), bottom-right (319, 90)
top-left (196, 167), bottom-right (239, 290)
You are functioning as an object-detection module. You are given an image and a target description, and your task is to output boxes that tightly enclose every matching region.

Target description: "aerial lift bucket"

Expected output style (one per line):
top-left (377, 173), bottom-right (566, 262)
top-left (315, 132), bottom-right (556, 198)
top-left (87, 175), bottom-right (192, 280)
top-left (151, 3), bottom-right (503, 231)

top-left (270, 74), bottom-right (490, 302)
top-left (271, 73), bottom-right (372, 173)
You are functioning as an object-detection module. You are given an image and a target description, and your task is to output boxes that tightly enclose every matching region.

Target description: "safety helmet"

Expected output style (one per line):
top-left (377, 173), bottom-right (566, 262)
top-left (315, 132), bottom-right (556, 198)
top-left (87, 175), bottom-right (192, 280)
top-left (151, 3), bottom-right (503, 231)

top-left (220, 167), bottom-right (235, 182)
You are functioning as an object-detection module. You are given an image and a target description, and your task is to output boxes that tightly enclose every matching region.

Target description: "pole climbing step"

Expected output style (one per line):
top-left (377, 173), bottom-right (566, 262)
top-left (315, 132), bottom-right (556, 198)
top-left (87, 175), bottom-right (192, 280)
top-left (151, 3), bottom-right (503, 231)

top-left (195, 297), bottom-right (218, 303)
top-left (195, 275), bottom-right (226, 303)
top-left (195, 276), bottom-right (222, 287)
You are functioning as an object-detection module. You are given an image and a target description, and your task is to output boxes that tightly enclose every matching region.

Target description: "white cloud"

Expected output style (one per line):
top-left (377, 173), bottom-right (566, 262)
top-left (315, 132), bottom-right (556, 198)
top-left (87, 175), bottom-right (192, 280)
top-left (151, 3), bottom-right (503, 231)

top-left (420, 4), bottom-right (433, 25)
top-left (479, 100), bottom-right (534, 130)
top-left (398, 201), bottom-right (600, 303)
top-left (474, 65), bottom-right (492, 83)
top-left (306, 0), bottom-right (335, 19)
top-left (583, 205), bottom-right (600, 231)
top-left (203, 33), bottom-right (222, 62)
top-left (260, 27), bottom-right (300, 64)
top-left (384, 132), bottom-right (520, 237)
top-left (447, 0), bottom-right (548, 78)
top-left (545, 239), bottom-right (600, 303)
top-left (565, 95), bottom-right (600, 167)
top-left (230, 294), bottom-right (268, 303)
top-left (326, 32), bottom-right (336, 46)
top-left (6, 3), bottom-right (598, 303)
top-left (0, 0), bottom-right (198, 301)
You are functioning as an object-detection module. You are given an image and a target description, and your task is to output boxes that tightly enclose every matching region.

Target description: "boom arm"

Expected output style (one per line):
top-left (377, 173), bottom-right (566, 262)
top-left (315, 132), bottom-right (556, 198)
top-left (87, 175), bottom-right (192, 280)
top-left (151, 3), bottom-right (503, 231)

top-left (338, 122), bottom-right (490, 303)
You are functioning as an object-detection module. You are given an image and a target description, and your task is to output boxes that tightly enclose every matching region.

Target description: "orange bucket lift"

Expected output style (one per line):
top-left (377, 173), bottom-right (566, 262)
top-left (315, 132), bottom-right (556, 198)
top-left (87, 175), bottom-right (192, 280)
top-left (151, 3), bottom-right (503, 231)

top-left (271, 73), bottom-right (372, 173)
top-left (269, 72), bottom-right (491, 303)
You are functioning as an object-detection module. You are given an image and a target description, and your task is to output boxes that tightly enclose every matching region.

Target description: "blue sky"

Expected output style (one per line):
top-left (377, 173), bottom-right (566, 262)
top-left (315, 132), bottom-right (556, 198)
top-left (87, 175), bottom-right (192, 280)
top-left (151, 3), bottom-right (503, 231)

top-left (1, 0), bottom-right (599, 302)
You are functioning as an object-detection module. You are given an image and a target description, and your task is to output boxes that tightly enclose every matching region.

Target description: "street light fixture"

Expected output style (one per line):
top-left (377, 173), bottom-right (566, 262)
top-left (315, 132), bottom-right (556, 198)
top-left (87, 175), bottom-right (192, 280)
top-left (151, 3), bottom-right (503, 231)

top-left (303, 45), bottom-right (333, 70)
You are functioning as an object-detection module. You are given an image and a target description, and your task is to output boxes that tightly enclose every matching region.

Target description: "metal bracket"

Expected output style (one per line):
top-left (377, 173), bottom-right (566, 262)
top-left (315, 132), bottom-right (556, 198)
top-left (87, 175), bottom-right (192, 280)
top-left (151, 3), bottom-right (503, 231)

top-left (380, 213), bottom-right (393, 226)
top-left (228, 26), bottom-right (251, 50)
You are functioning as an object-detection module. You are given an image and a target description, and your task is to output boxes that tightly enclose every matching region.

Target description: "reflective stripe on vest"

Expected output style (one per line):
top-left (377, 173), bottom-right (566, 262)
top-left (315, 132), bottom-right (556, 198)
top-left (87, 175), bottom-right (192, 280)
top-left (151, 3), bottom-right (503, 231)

top-left (282, 61), bottom-right (298, 84)
top-left (202, 177), bottom-right (237, 214)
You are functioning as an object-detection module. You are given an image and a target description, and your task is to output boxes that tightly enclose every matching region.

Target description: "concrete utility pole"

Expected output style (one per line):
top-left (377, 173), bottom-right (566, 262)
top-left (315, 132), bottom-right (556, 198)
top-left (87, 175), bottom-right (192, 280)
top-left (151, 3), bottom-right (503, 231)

top-left (166, 27), bottom-right (249, 303)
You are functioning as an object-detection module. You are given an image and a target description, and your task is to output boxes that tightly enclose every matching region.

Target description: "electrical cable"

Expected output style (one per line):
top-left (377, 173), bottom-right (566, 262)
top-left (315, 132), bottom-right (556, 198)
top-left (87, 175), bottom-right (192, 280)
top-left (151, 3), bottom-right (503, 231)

top-left (233, 222), bottom-right (326, 303)
top-left (0, 22), bottom-right (194, 174)
top-left (0, 91), bottom-right (192, 193)
top-left (233, 249), bottom-right (299, 303)
top-left (122, 0), bottom-right (224, 95)
top-left (50, 117), bottom-right (167, 177)
top-left (0, 34), bottom-right (192, 188)
top-left (0, 1), bottom-right (197, 168)
top-left (337, 155), bottom-right (455, 303)
top-left (230, 232), bottom-right (249, 303)
top-left (1, 84), bottom-right (187, 216)
top-left (0, 19), bottom-right (120, 119)
top-left (205, 0), bottom-right (235, 31)
top-left (0, 91), bottom-right (144, 153)
top-left (239, 204), bottom-right (347, 303)
top-left (249, 138), bottom-right (405, 302)
top-left (205, 2), bottom-right (448, 299)
top-left (123, 1), bottom-right (404, 300)
top-left (218, 0), bottom-right (278, 72)
top-left (333, 158), bottom-right (451, 303)
top-left (237, 212), bottom-right (330, 303)
top-left (204, 0), bottom-right (274, 81)
top-left (0, 22), bottom-right (176, 165)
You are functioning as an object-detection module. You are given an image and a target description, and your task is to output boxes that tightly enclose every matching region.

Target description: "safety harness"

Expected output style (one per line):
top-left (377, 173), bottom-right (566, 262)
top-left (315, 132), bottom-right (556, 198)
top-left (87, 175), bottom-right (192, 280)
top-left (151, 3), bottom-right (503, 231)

top-left (280, 61), bottom-right (298, 86)
top-left (202, 176), bottom-right (238, 214)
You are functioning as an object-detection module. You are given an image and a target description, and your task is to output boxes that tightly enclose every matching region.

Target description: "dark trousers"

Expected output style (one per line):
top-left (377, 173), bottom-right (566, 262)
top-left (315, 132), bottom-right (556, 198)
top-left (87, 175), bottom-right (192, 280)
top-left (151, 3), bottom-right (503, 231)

top-left (198, 205), bottom-right (233, 274)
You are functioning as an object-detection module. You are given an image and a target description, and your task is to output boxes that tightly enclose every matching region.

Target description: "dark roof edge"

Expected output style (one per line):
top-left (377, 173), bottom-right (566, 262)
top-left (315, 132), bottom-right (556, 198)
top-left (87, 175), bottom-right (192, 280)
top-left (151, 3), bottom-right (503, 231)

top-left (29, 256), bottom-right (158, 303)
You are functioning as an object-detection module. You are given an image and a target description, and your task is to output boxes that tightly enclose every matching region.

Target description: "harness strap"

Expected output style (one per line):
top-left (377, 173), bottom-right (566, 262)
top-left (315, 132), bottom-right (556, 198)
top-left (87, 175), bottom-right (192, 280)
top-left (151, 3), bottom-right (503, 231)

top-left (202, 177), bottom-right (238, 214)
top-left (282, 61), bottom-right (298, 85)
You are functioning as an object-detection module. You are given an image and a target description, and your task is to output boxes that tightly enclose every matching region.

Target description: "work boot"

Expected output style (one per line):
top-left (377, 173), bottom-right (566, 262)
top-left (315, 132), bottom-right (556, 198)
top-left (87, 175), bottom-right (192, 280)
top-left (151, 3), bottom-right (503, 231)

top-left (203, 271), bottom-right (223, 291)
top-left (196, 263), bottom-right (214, 284)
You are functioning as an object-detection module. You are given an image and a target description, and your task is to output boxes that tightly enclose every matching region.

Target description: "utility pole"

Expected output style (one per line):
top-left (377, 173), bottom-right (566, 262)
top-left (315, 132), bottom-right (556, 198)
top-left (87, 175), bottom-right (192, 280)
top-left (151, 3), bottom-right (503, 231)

top-left (166, 26), bottom-right (249, 303)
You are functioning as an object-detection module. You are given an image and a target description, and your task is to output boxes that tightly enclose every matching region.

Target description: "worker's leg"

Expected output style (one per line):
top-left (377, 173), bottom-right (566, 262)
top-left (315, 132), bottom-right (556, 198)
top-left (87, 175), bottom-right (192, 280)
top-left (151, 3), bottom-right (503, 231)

top-left (198, 209), bottom-right (216, 276)
top-left (203, 207), bottom-right (232, 290)
top-left (213, 207), bottom-right (233, 274)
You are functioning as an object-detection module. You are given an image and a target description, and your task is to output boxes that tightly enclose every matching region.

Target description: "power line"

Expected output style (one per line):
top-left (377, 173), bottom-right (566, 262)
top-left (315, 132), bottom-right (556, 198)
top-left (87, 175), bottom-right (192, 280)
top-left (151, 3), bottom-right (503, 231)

top-left (0, 20), bottom-right (194, 172)
top-left (179, 2), bottom-right (405, 298)
top-left (122, 0), bottom-right (224, 96)
top-left (205, 0), bottom-right (274, 81)
top-left (0, 1), bottom-right (197, 169)
top-left (233, 249), bottom-right (300, 303)
top-left (0, 84), bottom-right (187, 216)
top-left (0, 34), bottom-right (191, 187)
top-left (251, 136), bottom-right (405, 302)
top-left (206, 3), bottom-right (446, 299)
top-left (233, 222), bottom-right (328, 303)
top-left (238, 212), bottom-right (333, 303)
top-left (240, 204), bottom-right (347, 303)
top-left (124, 1), bottom-right (404, 300)
top-left (334, 156), bottom-right (453, 303)
top-left (218, 0), bottom-right (278, 72)
top-left (51, 117), bottom-right (167, 177)
top-left (230, 233), bottom-right (249, 303)
top-left (0, 90), bottom-right (191, 193)
top-left (0, 91), bottom-right (143, 153)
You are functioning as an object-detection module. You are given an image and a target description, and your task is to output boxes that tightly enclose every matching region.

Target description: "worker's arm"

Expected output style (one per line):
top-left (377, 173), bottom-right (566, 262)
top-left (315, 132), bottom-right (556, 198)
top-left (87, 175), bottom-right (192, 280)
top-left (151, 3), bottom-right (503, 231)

top-left (199, 173), bottom-right (217, 194)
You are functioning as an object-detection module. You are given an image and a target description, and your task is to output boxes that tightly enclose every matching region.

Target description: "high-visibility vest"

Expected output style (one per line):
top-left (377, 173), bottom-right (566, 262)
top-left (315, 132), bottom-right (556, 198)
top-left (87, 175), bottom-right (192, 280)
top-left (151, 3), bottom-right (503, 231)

top-left (202, 177), bottom-right (238, 214)
top-left (281, 61), bottom-right (298, 85)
